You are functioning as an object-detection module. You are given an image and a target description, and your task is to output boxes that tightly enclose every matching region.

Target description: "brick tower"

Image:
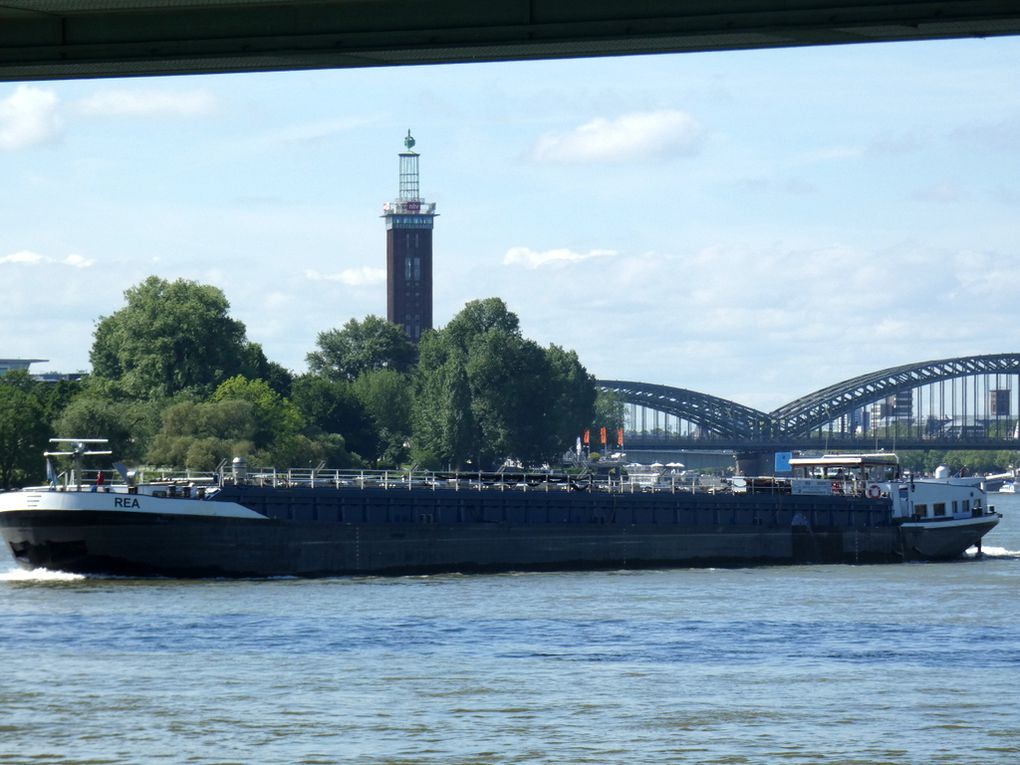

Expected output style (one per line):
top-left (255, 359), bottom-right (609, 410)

top-left (382, 130), bottom-right (437, 342)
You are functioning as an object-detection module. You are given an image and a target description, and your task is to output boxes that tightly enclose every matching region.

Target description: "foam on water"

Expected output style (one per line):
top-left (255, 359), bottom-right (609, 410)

top-left (966, 545), bottom-right (1020, 559)
top-left (0, 566), bottom-right (86, 582)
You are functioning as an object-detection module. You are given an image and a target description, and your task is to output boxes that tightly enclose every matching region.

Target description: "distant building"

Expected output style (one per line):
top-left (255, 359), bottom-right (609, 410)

top-left (871, 390), bottom-right (913, 421)
top-left (0, 358), bottom-right (82, 382)
top-left (34, 371), bottom-right (84, 383)
top-left (989, 389), bottom-right (1011, 416)
top-left (382, 131), bottom-right (437, 342)
top-left (0, 358), bottom-right (47, 376)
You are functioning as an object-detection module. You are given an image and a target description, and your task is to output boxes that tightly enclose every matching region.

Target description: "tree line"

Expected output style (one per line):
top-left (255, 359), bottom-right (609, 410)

top-left (0, 276), bottom-right (625, 489)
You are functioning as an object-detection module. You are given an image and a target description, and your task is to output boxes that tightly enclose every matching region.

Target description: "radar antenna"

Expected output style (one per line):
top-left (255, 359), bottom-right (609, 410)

top-left (44, 438), bottom-right (113, 491)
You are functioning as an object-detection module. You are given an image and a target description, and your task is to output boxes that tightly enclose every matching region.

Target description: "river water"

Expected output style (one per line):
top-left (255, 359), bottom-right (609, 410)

top-left (2, 497), bottom-right (1019, 765)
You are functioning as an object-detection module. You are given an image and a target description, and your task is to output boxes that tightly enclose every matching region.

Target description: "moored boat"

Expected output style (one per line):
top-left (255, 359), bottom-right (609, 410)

top-left (0, 441), bottom-right (1001, 577)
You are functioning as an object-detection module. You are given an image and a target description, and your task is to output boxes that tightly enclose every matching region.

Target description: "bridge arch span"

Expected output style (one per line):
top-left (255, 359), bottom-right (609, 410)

top-left (596, 380), bottom-right (769, 439)
top-left (599, 353), bottom-right (1020, 449)
top-left (772, 353), bottom-right (1020, 437)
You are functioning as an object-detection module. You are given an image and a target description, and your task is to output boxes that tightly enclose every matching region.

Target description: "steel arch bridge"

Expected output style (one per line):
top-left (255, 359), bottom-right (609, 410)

top-left (596, 380), bottom-right (772, 439)
top-left (598, 353), bottom-right (1020, 449)
top-left (771, 353), bottom-right (1020, 436)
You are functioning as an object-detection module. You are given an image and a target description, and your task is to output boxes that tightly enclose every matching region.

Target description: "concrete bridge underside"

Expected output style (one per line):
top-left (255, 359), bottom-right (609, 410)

top-left (1, 1), bottom-right (1019, 82)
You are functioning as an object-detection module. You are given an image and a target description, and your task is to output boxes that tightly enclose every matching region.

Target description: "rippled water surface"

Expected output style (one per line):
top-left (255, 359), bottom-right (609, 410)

top-left (2, 497), bottom-right (1019, 764)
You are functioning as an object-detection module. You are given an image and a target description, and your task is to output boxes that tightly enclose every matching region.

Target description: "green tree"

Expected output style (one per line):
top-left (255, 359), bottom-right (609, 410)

top-left (35, 377), bottom-right (85, 424)
top-left (0, 382), bottom-right (50, 489)
top-left (546, 345), bottom-right (598, 448)
top-left (351, 368), bottom-right (413, 466)
top-left (242, 342), bottom-right (294, 397)
top-left (412, 347), bottom-right (474, 468)
top-left (593, 389), bottom-right (626, 433)
top-left (212, 376), bottom-right (305, 449)
top-left (291, 375), bottom-right (378, 461)
top-left (307, 315), bottom-right (416, 382)
top-left (52, 392), bottom-right (160, 463)
top-left (146, 399), bottom-right (257, 469)
top-left (411, 298), bottom-right (596, 469)
top-left (90, 276), bottom-right (263, 398)
top-left (464, 329), bottom-right (553, 465)
top-left (442, 297), bottom-right (520, 351)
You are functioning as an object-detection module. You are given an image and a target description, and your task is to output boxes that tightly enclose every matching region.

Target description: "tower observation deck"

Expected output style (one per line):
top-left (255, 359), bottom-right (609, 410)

top-left (382, 131), bottom-right (437, 342)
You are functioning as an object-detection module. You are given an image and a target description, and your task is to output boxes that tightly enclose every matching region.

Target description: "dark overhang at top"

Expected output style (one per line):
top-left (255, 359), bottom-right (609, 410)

top-left (1, 1), bottom-right (1019, 82)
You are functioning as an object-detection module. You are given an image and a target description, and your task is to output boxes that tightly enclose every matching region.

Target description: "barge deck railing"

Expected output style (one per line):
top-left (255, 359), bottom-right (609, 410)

top-left (29, 466), bottom-right (878, 498)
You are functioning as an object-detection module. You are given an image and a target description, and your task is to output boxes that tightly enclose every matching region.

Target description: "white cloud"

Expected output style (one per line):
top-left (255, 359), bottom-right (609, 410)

top-left (503, 246), bottom-right (617, 269)
top-left (305, 267), bottom-right (386, 286)
top-left (0, 250), bottom-right (44, 265)
top-left (0, 86), bottom-right (62, 150)
top-left (532, 110), bottom-right (702, 163)
top-left (490, 238), bottom-right (1020, 409)
top-left (61, 254), bottom-right (96, 269)
top-left (76, 89), bottom-right (217, 118)
top-left (1, 250), bottom-right (94, 268)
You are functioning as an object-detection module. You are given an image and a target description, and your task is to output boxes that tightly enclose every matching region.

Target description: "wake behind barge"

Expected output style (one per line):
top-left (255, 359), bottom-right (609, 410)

top-left (0, 445), bottom-right (1000, 577)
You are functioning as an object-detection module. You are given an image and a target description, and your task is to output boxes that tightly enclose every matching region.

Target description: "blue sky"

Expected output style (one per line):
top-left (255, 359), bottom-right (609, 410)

top-left (1, 37), bottom-right (1018, 411)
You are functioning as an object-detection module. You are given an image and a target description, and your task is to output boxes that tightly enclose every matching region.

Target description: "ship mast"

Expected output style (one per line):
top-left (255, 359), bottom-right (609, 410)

top-left (44, 438), bottom-right (112, 491)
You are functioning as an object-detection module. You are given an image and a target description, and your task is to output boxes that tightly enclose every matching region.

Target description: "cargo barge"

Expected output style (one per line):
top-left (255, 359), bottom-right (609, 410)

top-left (0, 441), bottom-right (1001, 577)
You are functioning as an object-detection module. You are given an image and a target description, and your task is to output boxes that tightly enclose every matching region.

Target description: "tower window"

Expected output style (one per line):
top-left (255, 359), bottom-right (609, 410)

top-left (413, 257), bottom-right (421, 281)
top-left (405, 256), bottom-right (412, 281)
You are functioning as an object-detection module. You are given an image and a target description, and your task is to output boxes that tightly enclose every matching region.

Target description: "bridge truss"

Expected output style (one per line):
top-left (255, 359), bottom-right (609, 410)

top-left (598, 353), bottom-right (1020, 451)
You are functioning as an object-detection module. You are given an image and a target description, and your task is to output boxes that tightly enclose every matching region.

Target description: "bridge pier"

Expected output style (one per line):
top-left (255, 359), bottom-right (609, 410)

top-left (735, 451), bottom-right (773, 477)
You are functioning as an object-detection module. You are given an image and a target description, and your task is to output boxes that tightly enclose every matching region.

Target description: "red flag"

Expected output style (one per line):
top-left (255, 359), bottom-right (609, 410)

top-left (600, 427), bottom-right (607, 445)
top-left (583, 429), bottom-right (590, 445)
top-left (617, 428), bottom-right (624, 447)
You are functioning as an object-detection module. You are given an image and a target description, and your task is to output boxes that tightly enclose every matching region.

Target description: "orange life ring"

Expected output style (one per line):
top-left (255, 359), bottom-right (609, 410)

top-left (866, 483), bottom-right (882, 499)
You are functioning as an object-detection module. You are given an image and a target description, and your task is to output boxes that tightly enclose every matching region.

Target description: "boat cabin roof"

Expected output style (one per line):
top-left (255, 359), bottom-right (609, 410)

top-left (788, 453), bottom-right (899, 468)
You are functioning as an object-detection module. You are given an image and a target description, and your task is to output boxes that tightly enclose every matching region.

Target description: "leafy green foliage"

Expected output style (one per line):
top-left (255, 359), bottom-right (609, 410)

top-left (90, 276), bottom-right (264, 398)
top-left (307, 315), bottom-right (416, 382)
top-left (52, 391), bottom-right (161, 463)
top-left (593, 389), bottom-right (626, 432)
top-left (291, 375), bottom-right (377, 463)
top-left (0, 378), bottom-right (50, 489)
top-left (212, 376), bottom-right (304, 448)
top-left (146, 399), bottom-right (257, 469)
top-left (897, 449), bottom-right (1020, 476)
top-left (411, 298), bottom-right (596, 469)
top-left (547, 345), bottom-right (598, 447)
top-left (411, 346), bottom-right (473, 469)
top-left (144, 396), bottom-right (355, 469)
top-left (9, 276), bottom-right (599, 475)
top-left (242, 342), bottom-right (294, 397)
top-left (351, 368), bottom-right (413, 466)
